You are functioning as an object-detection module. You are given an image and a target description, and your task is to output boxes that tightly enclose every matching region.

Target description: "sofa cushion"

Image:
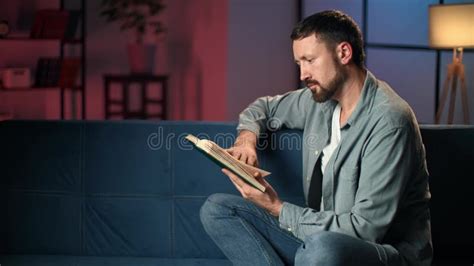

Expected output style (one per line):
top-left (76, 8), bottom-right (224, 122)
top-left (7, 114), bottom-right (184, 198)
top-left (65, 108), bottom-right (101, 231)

top-left (0, 255), bottom-right (231, 266)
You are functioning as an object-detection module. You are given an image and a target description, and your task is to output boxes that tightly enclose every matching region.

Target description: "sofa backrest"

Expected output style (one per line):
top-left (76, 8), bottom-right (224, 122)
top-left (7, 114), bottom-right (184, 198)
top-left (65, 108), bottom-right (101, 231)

top-left (419, 125), bottom-right (474, 263)
top-left (0, 121), bottom-right (304, 259)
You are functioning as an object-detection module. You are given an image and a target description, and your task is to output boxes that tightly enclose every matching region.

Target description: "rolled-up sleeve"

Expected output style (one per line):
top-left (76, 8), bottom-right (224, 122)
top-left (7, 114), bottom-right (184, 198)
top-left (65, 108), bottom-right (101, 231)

top-left (237, 89), bottom-right (312, 136)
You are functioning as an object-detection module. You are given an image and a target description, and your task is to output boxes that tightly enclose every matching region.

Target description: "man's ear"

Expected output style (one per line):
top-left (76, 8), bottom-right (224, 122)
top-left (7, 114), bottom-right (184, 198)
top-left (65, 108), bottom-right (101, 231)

top-left (337, 42), bottom-right (353, 65)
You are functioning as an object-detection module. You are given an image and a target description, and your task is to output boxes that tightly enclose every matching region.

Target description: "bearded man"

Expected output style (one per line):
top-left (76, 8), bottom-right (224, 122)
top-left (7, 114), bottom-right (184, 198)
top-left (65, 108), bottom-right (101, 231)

top-left (200, 10), bottom-right (432, 266)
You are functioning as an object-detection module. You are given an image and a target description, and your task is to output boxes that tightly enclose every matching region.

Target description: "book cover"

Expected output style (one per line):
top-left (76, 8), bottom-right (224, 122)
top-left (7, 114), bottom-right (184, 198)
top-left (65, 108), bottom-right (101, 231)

top-left (35, 57), bottom-right (61, 87)
top-left (30, 9), bottom-right (69, 39)
top-left (64, 10), bottom-right (81, 39)
top-left (34, 58), bottom-right (48, 87)
top-left (46, 58), bottom-right (61, 87)
top-left (58, 57), bottom-right (81, 88)
top-left (185, 134), bottom-right (270, 192)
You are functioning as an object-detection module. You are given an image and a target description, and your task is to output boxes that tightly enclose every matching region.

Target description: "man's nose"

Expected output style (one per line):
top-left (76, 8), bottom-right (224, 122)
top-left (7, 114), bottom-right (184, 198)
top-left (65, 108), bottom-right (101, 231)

top-left (300, 66), bottom-right (310, 81)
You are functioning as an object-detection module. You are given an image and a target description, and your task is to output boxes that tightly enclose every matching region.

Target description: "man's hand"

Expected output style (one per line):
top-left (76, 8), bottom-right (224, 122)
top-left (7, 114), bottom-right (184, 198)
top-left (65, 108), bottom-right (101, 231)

top-left (222, 168), bottom-right (283, 217)
top-left (226, 130), bottom-right (259, 166)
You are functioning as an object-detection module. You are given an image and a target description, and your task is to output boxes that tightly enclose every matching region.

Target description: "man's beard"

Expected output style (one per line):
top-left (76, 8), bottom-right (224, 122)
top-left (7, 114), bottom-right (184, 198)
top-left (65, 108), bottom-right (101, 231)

top-left (305, 61), bottom-right (347, 103)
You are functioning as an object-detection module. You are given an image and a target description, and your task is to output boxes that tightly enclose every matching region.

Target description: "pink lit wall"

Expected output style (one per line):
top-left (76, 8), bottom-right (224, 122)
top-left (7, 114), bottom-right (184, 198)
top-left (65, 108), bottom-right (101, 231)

top-left (87, 0), bottom-right (227, 120)
top-left (160, 0), bottom-right (227, 120)
top-left (227, 0), bottom-right (298, 121)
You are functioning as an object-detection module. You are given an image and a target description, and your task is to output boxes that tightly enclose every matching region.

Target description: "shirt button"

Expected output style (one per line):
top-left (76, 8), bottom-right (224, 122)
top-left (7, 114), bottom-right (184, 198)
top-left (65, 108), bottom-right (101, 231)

top-left (314, 150), bottom-right (319, 155)
top-left (287, 227), bottom-right (292, 232)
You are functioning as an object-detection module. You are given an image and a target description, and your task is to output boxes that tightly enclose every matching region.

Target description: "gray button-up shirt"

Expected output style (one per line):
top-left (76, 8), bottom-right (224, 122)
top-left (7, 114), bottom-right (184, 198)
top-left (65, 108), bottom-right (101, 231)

top-left (237, 71), bottom-right (432, 266)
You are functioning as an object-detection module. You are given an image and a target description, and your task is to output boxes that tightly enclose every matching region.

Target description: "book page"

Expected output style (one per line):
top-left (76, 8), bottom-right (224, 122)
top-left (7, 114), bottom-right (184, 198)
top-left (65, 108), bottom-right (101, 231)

top-left (185, 134), bottom-right (269, 192)
top-left (199, 139), bottom-right (270, 177)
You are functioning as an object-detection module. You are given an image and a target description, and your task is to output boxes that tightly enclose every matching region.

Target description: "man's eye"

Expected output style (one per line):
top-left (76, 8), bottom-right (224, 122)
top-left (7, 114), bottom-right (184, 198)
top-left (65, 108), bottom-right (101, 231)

top-left (307, 59), bottom-right (314, 63)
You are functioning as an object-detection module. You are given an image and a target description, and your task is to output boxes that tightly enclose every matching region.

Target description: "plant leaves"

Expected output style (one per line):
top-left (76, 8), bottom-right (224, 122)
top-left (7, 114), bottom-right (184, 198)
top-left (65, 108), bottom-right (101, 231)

top-left (100, 0), bottom-right (166, 35)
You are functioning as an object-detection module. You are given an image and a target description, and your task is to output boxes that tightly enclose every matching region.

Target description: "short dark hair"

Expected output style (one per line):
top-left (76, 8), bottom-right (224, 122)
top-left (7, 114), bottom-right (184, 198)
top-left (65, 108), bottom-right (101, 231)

top-left (291, 10), bottom-right (365, 69)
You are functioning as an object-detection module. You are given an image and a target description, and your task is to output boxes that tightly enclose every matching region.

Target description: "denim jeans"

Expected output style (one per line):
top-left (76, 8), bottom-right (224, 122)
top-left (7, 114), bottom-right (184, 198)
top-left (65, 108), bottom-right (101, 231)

top-left (200, 193), bottom-right (401, 266)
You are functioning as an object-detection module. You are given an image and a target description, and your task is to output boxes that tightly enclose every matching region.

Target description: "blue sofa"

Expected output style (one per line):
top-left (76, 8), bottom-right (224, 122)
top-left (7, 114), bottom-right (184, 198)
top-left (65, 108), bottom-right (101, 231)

top-left (0, 121), bottom-right (472, 265)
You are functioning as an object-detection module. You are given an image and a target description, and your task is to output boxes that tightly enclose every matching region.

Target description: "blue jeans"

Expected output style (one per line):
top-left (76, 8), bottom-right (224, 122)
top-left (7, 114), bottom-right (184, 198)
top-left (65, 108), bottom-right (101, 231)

top-left (200, 193), bottom-right (401, 266)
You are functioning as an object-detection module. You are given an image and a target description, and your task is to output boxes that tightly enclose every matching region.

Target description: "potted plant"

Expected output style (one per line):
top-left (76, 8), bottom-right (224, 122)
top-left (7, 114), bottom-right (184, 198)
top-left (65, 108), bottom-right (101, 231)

top-left (100, 0), bottom-right (166, 74)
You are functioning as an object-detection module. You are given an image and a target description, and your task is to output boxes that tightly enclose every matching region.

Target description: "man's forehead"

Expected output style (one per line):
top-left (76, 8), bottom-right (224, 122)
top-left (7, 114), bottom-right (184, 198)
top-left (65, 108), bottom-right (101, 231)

top-left (293, 34), bottom-right (327, 50)
top-left (294, 33), bottom-right (316, 42)
top-left (293, 34), bottom-right (327, 48)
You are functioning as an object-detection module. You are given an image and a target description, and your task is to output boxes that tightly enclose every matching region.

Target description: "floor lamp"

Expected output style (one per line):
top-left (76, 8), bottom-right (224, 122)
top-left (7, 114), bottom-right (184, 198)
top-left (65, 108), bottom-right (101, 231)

top-left (429, 3), bottom-right (474, 124)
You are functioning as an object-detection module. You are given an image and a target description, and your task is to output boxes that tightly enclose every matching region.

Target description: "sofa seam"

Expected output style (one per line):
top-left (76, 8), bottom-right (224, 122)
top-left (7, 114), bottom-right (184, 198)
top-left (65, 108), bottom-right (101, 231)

top-left (170, 130), bottom-right (175, 258)
top-left (80, 123), bottom-right (85, 255)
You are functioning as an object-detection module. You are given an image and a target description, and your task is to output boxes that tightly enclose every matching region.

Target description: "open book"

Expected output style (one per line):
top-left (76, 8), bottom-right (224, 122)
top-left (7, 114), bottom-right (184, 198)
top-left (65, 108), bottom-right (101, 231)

top-left (185, 134), bottom-right (270, 192)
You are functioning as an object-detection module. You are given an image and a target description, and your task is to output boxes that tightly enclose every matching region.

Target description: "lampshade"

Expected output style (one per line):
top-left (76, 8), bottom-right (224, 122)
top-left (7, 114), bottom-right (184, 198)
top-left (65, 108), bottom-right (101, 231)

top-left (429, 3), bottom-right (474, 48)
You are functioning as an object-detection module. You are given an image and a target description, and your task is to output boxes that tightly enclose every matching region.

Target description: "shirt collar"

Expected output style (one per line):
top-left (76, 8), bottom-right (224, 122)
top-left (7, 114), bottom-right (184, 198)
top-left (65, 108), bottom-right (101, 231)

top-left (344, 70), bottom-right (377, 127)
top-left (310, 70), bottom-right (377, 129)
top-left (320, 98), bottom-right (338, 114)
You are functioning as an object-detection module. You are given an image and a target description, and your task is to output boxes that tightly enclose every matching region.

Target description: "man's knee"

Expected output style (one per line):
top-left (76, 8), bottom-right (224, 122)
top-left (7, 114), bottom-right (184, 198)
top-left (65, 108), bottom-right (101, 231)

top-left (295, 231), bottom-right (348, 266)
top-left (200, 193), bottom-right (237, 226)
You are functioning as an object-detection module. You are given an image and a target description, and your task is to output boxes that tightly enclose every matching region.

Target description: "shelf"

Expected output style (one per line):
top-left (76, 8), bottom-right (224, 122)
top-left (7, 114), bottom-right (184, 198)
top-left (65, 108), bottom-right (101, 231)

top-left (0, 85), bottom-right (83, 92)
top-left (0, 37), bottom-right (83, 44)
top-left (0, 113), bottom-right (13, 121)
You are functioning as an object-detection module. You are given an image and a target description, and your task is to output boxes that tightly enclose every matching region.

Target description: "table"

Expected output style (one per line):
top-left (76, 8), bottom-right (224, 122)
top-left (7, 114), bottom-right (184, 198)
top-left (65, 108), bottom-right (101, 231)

top-left (103, 74), bottom-right (168, 120)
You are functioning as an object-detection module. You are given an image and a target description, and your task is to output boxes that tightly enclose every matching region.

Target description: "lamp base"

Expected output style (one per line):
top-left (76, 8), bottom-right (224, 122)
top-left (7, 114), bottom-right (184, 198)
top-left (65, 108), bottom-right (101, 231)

top-left (435, 48), bottom-right (470, 124)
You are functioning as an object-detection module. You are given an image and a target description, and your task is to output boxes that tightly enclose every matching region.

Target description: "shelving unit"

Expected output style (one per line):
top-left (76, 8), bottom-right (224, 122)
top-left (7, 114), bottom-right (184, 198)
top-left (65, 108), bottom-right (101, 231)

top-left (0, 0), bottom-right (86, 119)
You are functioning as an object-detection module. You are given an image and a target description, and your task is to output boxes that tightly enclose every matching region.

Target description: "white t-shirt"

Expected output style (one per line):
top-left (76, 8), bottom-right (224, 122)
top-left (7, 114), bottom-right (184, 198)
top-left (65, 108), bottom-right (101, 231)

top-left (321, 104), bottom-right (341, 174)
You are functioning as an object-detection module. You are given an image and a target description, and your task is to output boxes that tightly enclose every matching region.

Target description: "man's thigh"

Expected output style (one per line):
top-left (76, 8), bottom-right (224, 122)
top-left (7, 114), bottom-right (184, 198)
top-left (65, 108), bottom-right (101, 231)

top-left (296, 231), bottom-right (401, 266)
top-left (204, 193), bottom-right (303, 264)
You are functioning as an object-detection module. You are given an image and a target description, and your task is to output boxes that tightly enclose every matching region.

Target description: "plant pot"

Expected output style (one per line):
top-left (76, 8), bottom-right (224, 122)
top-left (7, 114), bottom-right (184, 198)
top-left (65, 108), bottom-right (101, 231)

top-left (127, 43), bottom-right (156, 74)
